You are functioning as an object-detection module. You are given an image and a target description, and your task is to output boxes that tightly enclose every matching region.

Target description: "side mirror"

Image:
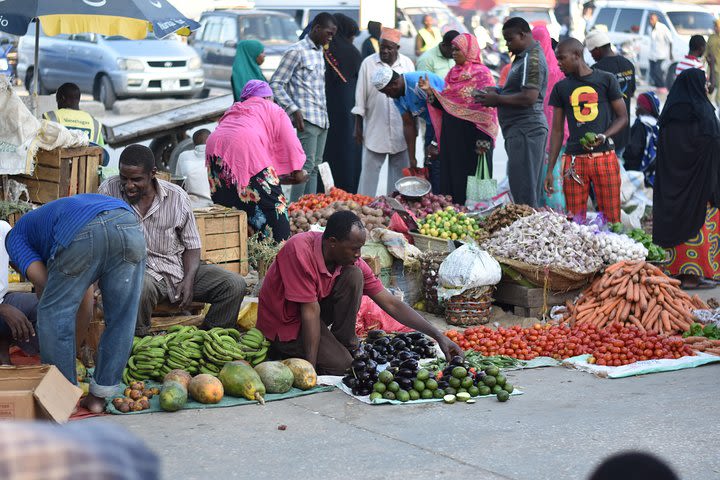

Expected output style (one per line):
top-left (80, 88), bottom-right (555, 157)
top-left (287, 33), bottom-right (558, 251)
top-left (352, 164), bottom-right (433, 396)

top-left (399, 20), bottom-right (412, 37)
top-left (223, 40), bottom-right (237, 49)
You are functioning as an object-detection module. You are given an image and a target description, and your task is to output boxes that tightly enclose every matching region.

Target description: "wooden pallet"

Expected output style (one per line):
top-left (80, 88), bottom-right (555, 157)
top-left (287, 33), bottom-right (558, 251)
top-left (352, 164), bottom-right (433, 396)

top-left (494, 282), bottom-right (581, 318)
top-left (194, 207), bottom-right (248, 276)
top-left (3, 147), bottom-right (102, 204)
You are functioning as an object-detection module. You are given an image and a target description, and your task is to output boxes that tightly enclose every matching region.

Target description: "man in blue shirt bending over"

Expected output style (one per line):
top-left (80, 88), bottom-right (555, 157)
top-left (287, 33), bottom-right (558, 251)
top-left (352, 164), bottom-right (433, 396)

top-left (5, 194), bottom-right (146, 413)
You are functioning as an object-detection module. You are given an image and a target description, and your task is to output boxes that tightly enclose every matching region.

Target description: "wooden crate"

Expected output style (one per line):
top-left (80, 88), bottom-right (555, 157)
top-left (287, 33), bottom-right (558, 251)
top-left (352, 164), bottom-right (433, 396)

top-left (410, 232), bottom-right (455, 253)
top-left (494, 282), bottom-right (581, 318)
top-left (3, 147), bottom-right (103, 204)
top-left (194, 207), bottom-right (248, 276)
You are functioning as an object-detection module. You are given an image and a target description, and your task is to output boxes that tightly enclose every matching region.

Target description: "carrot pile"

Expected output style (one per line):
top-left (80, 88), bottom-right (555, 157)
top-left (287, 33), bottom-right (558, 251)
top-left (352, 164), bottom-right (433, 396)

top-left (566, 260), bottom-right (707, 335)
top-left (288, 188), bottom-right (374, 213)
top-left (683, 337), bottom-right (720, 356)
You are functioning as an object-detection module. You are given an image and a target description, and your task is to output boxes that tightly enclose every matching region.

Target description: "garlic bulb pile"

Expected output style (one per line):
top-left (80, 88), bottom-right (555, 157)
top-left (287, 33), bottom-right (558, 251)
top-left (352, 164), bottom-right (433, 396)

top-left (591, 231), bottom-right (648, 265)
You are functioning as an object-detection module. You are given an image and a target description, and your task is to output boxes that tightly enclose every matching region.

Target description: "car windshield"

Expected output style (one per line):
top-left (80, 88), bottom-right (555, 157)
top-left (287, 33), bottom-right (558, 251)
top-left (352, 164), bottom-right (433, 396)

top-left (509, 9), bottom-right (551, 25)
top-left (105, 32), bottom-right (179, 41)
top-left (240, 15), bottom-right (299, 44)
top-left (405, 8), bottom-right (468, 34)
top-left (667, 11), bottom-right (715, 35)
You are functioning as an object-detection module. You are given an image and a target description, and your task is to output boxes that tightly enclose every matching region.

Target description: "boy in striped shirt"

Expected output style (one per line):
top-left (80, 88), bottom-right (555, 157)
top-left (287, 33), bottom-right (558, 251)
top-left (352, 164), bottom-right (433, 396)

top-left (675, 35), bottom-right (708, 76)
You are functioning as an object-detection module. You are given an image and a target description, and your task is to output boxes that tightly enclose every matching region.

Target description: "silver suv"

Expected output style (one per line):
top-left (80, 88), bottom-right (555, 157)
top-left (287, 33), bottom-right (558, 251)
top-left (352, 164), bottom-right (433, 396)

top-left (17, 30), bottom-right (205, 109)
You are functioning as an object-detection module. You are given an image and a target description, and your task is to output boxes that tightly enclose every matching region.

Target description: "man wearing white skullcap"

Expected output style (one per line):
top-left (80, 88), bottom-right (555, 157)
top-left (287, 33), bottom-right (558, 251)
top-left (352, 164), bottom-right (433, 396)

top-left (352, 28), bottom-right (415, 195)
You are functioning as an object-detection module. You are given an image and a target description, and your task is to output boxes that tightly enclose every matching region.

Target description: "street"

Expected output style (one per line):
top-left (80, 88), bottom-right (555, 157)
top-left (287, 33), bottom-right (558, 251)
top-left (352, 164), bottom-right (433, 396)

top-left (104, 362), bottom-right (720, 480)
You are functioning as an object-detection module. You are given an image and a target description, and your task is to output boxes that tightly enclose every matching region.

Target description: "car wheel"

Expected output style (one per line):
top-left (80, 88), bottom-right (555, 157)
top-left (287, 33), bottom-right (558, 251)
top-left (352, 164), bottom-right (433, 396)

top-left (167, 138), bottom-right (194, 174)
top-left (149, 134), bottom-right (182, 172)
top-left (25, 69), bottom-right (49, 95)
top-left (98, 75), bottom-right (116, 110)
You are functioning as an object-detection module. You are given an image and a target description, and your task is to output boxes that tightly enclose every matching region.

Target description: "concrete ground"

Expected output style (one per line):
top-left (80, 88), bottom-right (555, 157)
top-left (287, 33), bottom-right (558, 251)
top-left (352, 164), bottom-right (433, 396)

top-left (104, 363), bottom-right (720, 480)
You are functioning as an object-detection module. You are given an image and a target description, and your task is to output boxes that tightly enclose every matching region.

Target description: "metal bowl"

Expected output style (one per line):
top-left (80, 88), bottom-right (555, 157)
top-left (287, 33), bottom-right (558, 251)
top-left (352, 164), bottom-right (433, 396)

top-left (395, 176), bottom-right (431, 198)
top-left (170, 175), bottom-right (186, 187)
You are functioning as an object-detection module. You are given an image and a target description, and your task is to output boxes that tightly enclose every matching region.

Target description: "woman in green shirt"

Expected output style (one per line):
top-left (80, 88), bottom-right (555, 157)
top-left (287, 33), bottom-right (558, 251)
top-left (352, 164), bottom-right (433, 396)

top-left (231, 40), bottom-right (266, 102)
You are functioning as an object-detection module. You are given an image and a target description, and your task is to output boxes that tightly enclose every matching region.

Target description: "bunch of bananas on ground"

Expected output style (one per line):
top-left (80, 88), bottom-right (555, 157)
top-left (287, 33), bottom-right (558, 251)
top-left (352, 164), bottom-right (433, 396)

top-left (237, 327), bottom-right (270, 366)
top-left (124, 334), bottom-right (169, 384)
top-left (199, 328), bottom-right (247, 375)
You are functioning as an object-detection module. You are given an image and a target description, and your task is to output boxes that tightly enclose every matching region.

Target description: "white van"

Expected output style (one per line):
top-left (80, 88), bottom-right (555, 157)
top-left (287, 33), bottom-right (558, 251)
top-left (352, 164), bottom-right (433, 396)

top-left (253, 0), bottom-right (466, 61)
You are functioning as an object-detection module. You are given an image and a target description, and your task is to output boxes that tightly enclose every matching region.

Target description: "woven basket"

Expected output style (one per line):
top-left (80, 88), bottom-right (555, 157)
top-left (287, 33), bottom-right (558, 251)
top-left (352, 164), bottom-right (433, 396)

top-left (445, 286), bottom-right (494, 326)
top-left (495, 257), bottom-right (597, 292)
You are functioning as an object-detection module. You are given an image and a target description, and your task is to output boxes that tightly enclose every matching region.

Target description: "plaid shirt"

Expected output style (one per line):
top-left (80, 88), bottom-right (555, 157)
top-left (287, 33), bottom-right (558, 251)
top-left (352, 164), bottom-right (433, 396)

top-left (0, 420), bottom-right (160, 479)
top-left (270, 36), bottom-right (329, 129)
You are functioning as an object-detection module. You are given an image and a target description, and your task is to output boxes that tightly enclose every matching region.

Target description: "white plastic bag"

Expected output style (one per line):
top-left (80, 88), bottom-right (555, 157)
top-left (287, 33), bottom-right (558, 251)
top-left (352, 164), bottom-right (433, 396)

top-left (436, 244), bottom-right (501, 301)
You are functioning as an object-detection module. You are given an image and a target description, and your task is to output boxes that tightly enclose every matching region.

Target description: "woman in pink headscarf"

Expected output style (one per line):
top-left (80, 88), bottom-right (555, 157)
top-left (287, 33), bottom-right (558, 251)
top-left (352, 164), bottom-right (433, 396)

top-left (206, 80), bottom-right (306, 241)
top-left (532, 25), bottom-right (567, 210)
top-left (419, 33), bottom-right (498, 205)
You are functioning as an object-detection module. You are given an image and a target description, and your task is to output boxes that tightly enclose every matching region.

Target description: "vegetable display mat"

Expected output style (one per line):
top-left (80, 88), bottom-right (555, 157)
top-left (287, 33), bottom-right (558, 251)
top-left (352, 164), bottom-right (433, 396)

top-left (106, 382), bottom-right (336, 415)
top-left (562, 352), bottom-right (720, 379)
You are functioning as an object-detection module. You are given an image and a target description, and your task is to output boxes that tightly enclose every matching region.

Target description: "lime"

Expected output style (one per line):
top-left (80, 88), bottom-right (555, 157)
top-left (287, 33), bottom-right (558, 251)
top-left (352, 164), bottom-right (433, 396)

top-left (484, 365), bottom-right (500, 377)
top-left (457, 388), bottom-right (468, 394)
top-left (448, 377), bottom-right (461, 389)
top-left (382, 391), bottom-right (396, 400)
top-left (387, 381), bottom-right (400, 393)
top-left (433, 388), bottom-right (445, 399)
top-left (378, 370), bottom-right (394, 384)
top-left (373, 382), bottom-right (387, 394)
top-left (497, 390), bottom-right (510, 402)
top-left (461, 376), bottom-right (474, 389)
top-left (492, 385), bottom-right (503, 395)
top-left (425, 378), bottom-right (438, 391)
top-left (495, 374), bottom-right (507, 387)
top-left (444, 386), bottom-right (457, 396)
top-left (416, 369), bottom-right (430, 381)
top-left (409, 389), bottom-right (420, 401)
top-left (478, 385), bottom-right (491, 396)
top-left (483, 375), bottom-right (497, 387)
top-left (456, 392), bottom-right (471, 402)
top-left (451, 366), bottom-right (467, 379)
top-left (468, 385), bottom-right (480, 397)
top-left (503, 383), bottom-right (514, 394)
top-left (396, 390), bottom-right (410, 402)
top-left (369, 392), bottom-right (382, 402)
top-left (443, 394), bottom-right (456, 404)
top-left (420, 389), bottom-right (434, 400)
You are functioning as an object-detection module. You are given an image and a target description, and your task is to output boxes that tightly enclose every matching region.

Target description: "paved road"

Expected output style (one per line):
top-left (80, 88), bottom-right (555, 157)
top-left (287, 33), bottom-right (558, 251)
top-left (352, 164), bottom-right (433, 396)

top-left (105, 363), bottom-right (720, 480)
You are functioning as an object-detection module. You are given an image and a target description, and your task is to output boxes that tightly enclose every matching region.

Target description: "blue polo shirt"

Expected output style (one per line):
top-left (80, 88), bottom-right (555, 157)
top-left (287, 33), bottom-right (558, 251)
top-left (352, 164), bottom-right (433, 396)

top-left (6, 194), bottom-right (132, 276)
top-left (394, 71), bottom-right (445, 124)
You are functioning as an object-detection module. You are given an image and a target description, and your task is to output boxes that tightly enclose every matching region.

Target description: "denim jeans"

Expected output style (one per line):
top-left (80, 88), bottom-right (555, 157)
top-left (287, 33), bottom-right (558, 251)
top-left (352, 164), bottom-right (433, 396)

top-left (39, 209), bottom-right (145, 397)
top-left (291, 121), bottom-right (329, 201)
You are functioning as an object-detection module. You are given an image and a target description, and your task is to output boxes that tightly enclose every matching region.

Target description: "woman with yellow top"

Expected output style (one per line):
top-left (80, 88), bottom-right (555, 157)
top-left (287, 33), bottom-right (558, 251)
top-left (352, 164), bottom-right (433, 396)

top-left (415, 15), bottom-right (442, 57)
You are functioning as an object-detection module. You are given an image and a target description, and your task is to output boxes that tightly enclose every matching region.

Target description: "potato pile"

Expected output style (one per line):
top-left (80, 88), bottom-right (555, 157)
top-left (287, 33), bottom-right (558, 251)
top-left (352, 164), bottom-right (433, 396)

top-left (289, 201), bottom-right (390, 234)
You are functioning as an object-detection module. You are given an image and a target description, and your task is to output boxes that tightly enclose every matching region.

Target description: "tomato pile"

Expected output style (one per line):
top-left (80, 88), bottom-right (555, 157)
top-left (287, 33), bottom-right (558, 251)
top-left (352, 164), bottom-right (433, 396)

top-left (445, 323), bottom-right (693, 366)
top-left (289, 188), bottom-right (374, 213)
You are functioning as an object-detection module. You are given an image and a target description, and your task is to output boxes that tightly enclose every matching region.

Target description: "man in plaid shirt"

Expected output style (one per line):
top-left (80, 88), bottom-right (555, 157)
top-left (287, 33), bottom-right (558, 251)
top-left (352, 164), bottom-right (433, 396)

top-left (271, 13), bottom-right (337, 202)
top-left (545, 38), bottom-right (628, 223)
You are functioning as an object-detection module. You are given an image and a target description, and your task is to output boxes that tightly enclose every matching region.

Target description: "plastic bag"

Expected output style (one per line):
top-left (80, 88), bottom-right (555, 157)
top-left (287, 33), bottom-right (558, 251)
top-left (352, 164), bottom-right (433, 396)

top-left (355, 296), bottom-right (413, 338)
top-left (436, 244), bottom-right (501, 301)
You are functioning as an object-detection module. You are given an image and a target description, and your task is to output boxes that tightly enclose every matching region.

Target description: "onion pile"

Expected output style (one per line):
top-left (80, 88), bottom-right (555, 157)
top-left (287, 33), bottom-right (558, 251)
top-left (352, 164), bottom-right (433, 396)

top-left (380, 193), bottom-right (466, 219)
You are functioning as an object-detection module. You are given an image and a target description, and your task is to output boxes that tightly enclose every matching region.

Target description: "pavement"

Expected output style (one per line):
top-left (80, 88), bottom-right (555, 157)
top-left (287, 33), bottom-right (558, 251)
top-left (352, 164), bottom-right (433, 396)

top-left (104, 362), bottom-right (720, 480)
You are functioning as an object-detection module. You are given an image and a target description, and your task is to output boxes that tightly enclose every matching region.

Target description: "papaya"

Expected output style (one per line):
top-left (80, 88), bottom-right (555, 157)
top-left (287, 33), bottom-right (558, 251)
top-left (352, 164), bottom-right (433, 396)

top-left (254, 361), bottom-right (294, 394)
top-left (281, 358), bottom-right (317, 390)
top-left (163, 369), bottom-right (192, 389)
top-left (159, 380), bottom-right (188, 412)
top-left (218, 361), bottom-right (266, 403)
top-left (188, 374), bottom-right (224, 404)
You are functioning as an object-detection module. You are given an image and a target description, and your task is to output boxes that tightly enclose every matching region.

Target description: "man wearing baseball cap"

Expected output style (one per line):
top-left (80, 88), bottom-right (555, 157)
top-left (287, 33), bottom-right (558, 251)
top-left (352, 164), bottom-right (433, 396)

top-left (585, 29), bottom-right (636, 160)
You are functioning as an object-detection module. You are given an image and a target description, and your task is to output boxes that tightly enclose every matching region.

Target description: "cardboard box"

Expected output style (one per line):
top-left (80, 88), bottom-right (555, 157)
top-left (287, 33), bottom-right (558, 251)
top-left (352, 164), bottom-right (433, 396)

top-left (0, 365), bottom-right (82, 423)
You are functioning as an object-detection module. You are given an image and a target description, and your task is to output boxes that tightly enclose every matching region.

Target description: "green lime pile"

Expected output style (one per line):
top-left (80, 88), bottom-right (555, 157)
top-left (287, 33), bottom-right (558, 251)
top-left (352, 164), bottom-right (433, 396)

top-left (369, 368), bottom-right (442, 403)
top-left (438, 362), bottom-right (514, 404)
top-left (417, 207), bottom-right (485, 241)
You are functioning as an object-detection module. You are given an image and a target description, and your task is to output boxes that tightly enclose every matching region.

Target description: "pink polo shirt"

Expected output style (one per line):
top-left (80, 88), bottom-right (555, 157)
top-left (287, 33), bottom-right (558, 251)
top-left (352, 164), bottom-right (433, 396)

top-left (257, 231), bottom-right (384, 342)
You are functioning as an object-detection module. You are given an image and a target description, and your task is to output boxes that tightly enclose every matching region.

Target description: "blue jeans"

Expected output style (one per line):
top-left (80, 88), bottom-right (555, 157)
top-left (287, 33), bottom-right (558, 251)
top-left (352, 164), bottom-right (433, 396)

top-left (649, 60), bottom-right (666, 88)
top-left (39, 209), bottom-right (145, 398)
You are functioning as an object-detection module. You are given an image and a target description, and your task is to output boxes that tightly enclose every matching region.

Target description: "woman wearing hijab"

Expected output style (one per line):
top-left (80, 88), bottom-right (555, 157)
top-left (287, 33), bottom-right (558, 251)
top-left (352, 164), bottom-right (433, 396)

top-left (420, 33), bottom-right (498, 206)
top-left (361, 21), bottom-right (382, 58)
top-left (533, 25), bottom-right (567, 210)
top-left (231, 40), bottom-right (266, 102)
top-left (323, 14), bottom-right (363, 193)
top-left (624, 91), bottom-right (660, 186)
top-left (653, 68), bottom-right (720, 289)
top-left (206, 80), bottom-right (307, 242)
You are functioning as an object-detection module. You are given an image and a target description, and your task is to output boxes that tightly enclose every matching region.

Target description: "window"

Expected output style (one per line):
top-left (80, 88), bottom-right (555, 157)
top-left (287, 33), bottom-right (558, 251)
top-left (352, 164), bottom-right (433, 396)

top-left (509, 9), bottom-right (551, 25)
top-left (614, 9), bottom-right (643, 34)
top-left (219, 17), bottom-right (237, 44)
top-left (667, 11), bottom-right (715, 35)
top-left (239, 15), bottom-right (298, 44)
top-left (202, 19), bottom-right (223, 44)
top-left (645, 11), bottom-right (669, 35)
top-left (593, 8), bottom-right (617, 31)
top-left (308, 9), bottom-right (360, 26)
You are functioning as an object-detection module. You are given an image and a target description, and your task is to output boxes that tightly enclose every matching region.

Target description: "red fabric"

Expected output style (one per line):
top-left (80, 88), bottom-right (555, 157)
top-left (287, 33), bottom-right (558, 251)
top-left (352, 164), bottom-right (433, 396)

top-left (9, 346), bottom-right (40, 366)
top-left (498, 63), bottom-right (511, 87)
top-left (428, 33), bottom-right (498, 149)
top-left (402, 167), bottom-right (428, 179)
top-left (356, 296), bottom-right (413, 337)
top-left (562, 151), bottom-right (621, 223)
top-left (257, 232), bottom-right (384, 342)
top-left (666, 206), bottom-right (720, 280)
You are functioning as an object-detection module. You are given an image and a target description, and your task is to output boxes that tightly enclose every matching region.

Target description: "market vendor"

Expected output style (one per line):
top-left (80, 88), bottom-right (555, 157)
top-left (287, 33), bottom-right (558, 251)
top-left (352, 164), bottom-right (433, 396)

top-left (99, 144), bottom-right (246, 336)
top-left (257, 210), bottom-right (463, 375)
top-left (5, 194), bottom-right (145, 413)
top-left (544, 38), bottom-right (628, 223)
top-left (42, 82), bottom-right (105, 146)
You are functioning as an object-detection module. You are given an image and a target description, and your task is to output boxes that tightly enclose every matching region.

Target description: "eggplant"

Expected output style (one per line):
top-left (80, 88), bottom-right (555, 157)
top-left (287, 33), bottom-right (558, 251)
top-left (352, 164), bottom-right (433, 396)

top-left (397, 368), bottom-right (415, 379)
top-left (343, 377), bottom-right (359, 389)
top-left (390, 359), bottom-right (401, 368)
top-left (365, 359), bottom-right (378, 371)
top-left (351, 359), bottom-right (367, 370)
top-left (355, 370), bottom-right (371, 382)
top-left (399, 359), bottom-right (419, 371)
top-left (391, 339), bottom-right (407, 350)
top-left (397, 351), bottom-right (413, 361)
top-left (397, 377), bottom-right (414, 391)
top-left (356, 387), bottom-right (372, 396)
top-left (437, 380), bottom-right (449, 389)
top-left (373, 336), bottom-right (391, 347)
top-left (367, 329), bottom-right (386, 341)
top-left (375, 355), bottom-right (388, 365)
top-left (450, 355), bottom-right (465, 367)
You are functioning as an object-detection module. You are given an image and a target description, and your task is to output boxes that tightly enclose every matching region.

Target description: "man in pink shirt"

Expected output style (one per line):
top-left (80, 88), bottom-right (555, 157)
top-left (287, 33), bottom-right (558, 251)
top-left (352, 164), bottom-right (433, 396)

top-left (257, 211), bottom-right (462, 374)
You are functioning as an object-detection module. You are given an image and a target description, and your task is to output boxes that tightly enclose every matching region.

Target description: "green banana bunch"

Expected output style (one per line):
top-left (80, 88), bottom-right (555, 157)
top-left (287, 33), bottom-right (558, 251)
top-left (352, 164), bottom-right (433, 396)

top-left (201, 328), bottom-right (247, 372)
top-left (238, 328), bottom-right (271, 366)
top-left (163, 325), bottom-right (205, 375)
top-left (127, 335), bottom-right (167, 382)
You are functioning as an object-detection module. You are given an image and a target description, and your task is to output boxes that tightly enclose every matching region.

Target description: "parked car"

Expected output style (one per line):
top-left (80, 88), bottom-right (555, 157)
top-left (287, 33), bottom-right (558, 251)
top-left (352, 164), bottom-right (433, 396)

top-left (189, 9), bottom-right (299, 87)
top-left (589, 1), bottom-right (716, 84)
top-left (16, 30), bottom-right (204, 109)
top-left (0, 33), bottom-right (18, 83)
top-left (487, 3), bottom-right (561, 41)
top-left (253, 0), bottom-right (360, 29)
